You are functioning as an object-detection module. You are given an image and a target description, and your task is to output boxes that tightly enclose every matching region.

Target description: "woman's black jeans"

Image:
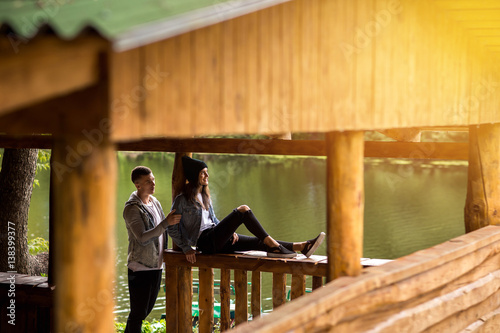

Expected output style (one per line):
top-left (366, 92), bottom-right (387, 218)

top-left (196, 209), bottom-right (293, 254)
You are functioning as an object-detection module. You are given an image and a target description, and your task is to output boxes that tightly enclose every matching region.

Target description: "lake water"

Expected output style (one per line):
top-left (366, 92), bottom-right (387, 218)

top-left (26, 152), bottom-right (467, 322)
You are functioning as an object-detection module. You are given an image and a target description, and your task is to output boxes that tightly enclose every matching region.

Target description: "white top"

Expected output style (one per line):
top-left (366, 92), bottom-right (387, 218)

top-left (198, 193), bottom-right (215, 237)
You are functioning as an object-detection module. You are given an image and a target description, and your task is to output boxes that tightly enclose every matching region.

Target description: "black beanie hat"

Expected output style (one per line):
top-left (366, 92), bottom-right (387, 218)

top-left (182, 156), bottom-right (208, 184)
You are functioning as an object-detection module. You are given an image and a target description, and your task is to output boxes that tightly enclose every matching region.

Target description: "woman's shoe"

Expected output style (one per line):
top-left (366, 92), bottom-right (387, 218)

top-left (301, 232), bottom-right (325, 258)
top-left (267, 244), bottom-right (297, 258)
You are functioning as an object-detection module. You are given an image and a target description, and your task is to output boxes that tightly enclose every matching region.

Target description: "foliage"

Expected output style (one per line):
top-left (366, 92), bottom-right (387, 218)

top-left (115, 319), bottom-right (167, 333)
top-left (34, 149), bottom-right (51, 188)
top-left (114, 319), bottom-right (227, 333)
top-left (28, 237), bottom-right (49, 255)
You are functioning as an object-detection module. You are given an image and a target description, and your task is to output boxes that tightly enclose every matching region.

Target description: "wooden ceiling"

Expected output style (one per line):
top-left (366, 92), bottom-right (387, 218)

top-left (434, 0), bottom-right (500, 60)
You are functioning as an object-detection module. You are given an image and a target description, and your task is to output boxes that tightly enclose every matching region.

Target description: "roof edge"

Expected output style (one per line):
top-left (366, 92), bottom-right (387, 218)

top-left (111, 0), bottom-right (291, 52)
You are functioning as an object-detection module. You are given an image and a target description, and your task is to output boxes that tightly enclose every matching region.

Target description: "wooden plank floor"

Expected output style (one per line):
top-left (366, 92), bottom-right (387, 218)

top-left (0, 272), bottom-right (53, 333)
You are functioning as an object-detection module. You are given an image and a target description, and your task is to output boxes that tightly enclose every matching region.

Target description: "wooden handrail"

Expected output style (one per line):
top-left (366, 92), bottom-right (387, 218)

top-left (232, 226), bottom-right (500, 332)
top-left (164, 250), bottom-right (328, 275)
top-left (163, 250), bottom-right (390, 332)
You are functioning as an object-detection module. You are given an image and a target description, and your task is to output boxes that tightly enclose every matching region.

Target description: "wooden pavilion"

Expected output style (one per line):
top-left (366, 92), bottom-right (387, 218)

top-left (1, 0), bottom-right (500, 332)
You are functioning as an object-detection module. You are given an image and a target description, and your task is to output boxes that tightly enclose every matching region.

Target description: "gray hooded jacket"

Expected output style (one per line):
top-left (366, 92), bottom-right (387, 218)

top-left (123, 192), bottom-right (167, 269)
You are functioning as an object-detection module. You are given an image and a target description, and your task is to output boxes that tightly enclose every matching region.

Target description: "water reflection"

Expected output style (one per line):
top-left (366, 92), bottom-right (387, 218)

top-left (27, 153), bottom-right (467, 322)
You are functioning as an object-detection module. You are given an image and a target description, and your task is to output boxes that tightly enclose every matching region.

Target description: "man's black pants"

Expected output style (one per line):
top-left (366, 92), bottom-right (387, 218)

top-left (124, 268), bottom-right (162, 333)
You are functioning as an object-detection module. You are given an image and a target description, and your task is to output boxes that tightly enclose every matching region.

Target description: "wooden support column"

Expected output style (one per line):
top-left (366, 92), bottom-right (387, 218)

top-left (165, 265), bottom-right (178, 333)
top-left (48, 152), bottom-right (55, 287)
top-left (234, 269), bottom-right (248, 325)
top-left (51, 135), bottom-right (116, 332)
top-left (326, 131), bottom-right (364, 281)
top-left (199, 267), bottom-right (214, 333)
top-left (171, 152), bottom-right (191, 252)
top-left (312, 276), bottom-right (323, 290)
top-left (290, 274), bottom-right (306, 300)
top-left (251, 271), bottom-right (261, 319)
top-left (178, 266), bottom-right (193, 333)
top-left (465, 124), bottom-right (500, 232)
top-left (172, 152), bottom-right (192, 199)
top-left (220, 269), bottom-right (231, 331)
top-left (272, 273), bottom-right (286, 309)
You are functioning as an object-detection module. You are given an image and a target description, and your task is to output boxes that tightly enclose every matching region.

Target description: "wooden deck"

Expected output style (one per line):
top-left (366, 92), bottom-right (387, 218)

top-left (0, 273), bottom-right (53, 333)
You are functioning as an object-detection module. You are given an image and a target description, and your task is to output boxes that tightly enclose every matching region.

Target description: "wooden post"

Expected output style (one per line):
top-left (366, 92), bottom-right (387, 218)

top-left (199, 267), bottom-right (214, 333)
top-left (220, 268), bottom-right (231, 331)
top-left (234, 269), bottom-right (248, 325)
top-left (251, 271), bottom-right (261, 319)
top-left (326, 131), bottom-right (364, 281)
top-left (465, 124), bottom-right (500, 232)
top-left (48, 152), bottom-right (55, 287)
top-left (272, 273), bottom-right (287, 309)
top-left (171, 152), bottom-right (191, 251)
top-left (312, 276), bottom-right (323, 290)
top-left (172, 152), bottom-right (192, 200)
top-left (51, 135), bottom-right (116, 332)
top-left (165, 265), bottom-right (178, 333)
top-left (178, 266), bottom-right (193, 333)
top-left (290, 274), bottom-right (306, 300)
top-left (171, 152), bottom-right (193, 332)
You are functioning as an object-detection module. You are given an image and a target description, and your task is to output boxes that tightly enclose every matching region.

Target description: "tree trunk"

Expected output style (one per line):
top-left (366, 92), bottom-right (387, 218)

top-left (0, 148), bottom-right (38, 274)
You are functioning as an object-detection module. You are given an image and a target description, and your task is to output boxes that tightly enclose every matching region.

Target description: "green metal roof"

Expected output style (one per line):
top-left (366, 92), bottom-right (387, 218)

top-left (0, 0), bottom-right (289, 51)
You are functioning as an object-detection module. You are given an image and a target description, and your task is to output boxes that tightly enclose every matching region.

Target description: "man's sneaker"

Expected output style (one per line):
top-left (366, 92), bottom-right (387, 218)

top-left (301, 232), bottom-right (325, 258)
top-left (267, 244), bottom-right (297, 258)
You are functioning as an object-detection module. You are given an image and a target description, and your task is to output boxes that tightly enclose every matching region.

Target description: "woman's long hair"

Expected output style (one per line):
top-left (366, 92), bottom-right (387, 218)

top-left (183, 180), bottom-right (211, 210)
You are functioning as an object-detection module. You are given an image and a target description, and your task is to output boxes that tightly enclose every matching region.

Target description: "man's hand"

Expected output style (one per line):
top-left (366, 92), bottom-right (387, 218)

top-left (165, 209), bottom-right (181, 226)
top-left (185, 249), bottom-right (196, 263)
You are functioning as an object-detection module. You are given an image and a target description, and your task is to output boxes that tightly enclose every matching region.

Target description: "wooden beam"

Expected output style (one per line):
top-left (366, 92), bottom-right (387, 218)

top-left (0, 36), bottom-right (106, 116)
top-left (163, 250), bottom-right (327, 277)
top-left (0, 136), bottom-right (470, 160)
top-left (0, 84), bottom-right (110, 136)
top-left (51, 135), bottom-right (116, 332)
top-left (326, 131), bottom-right (364, 281)
top-left (364, 141), bottom-right (468, 160)
top-left (465, 124), bottom-right (500, 232)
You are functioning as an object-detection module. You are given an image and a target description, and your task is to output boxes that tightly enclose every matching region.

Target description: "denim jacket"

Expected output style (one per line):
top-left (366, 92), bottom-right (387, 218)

top-left (168, 194), bottom-right (220, 253)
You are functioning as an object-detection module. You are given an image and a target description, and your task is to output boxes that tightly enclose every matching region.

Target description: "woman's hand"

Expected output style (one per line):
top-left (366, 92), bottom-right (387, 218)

top-left (232, 233), bottom-right (239, 245)
top-left (165, 209), bottom-right (181, 226)
top-left (185, 249), bottom-right (196, 263)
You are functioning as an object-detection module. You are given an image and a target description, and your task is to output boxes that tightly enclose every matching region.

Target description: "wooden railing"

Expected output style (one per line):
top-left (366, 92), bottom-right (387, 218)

top-left (163, 250), bottom-right (329, 332)
top-left (232, 225), bottom-right (500, 332)
top-left (163, 250), bottom-right (390, 332)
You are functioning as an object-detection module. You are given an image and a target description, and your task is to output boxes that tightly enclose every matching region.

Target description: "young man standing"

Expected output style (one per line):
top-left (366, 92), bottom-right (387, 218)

top-left (123, 166), bottom-right (180, 333)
